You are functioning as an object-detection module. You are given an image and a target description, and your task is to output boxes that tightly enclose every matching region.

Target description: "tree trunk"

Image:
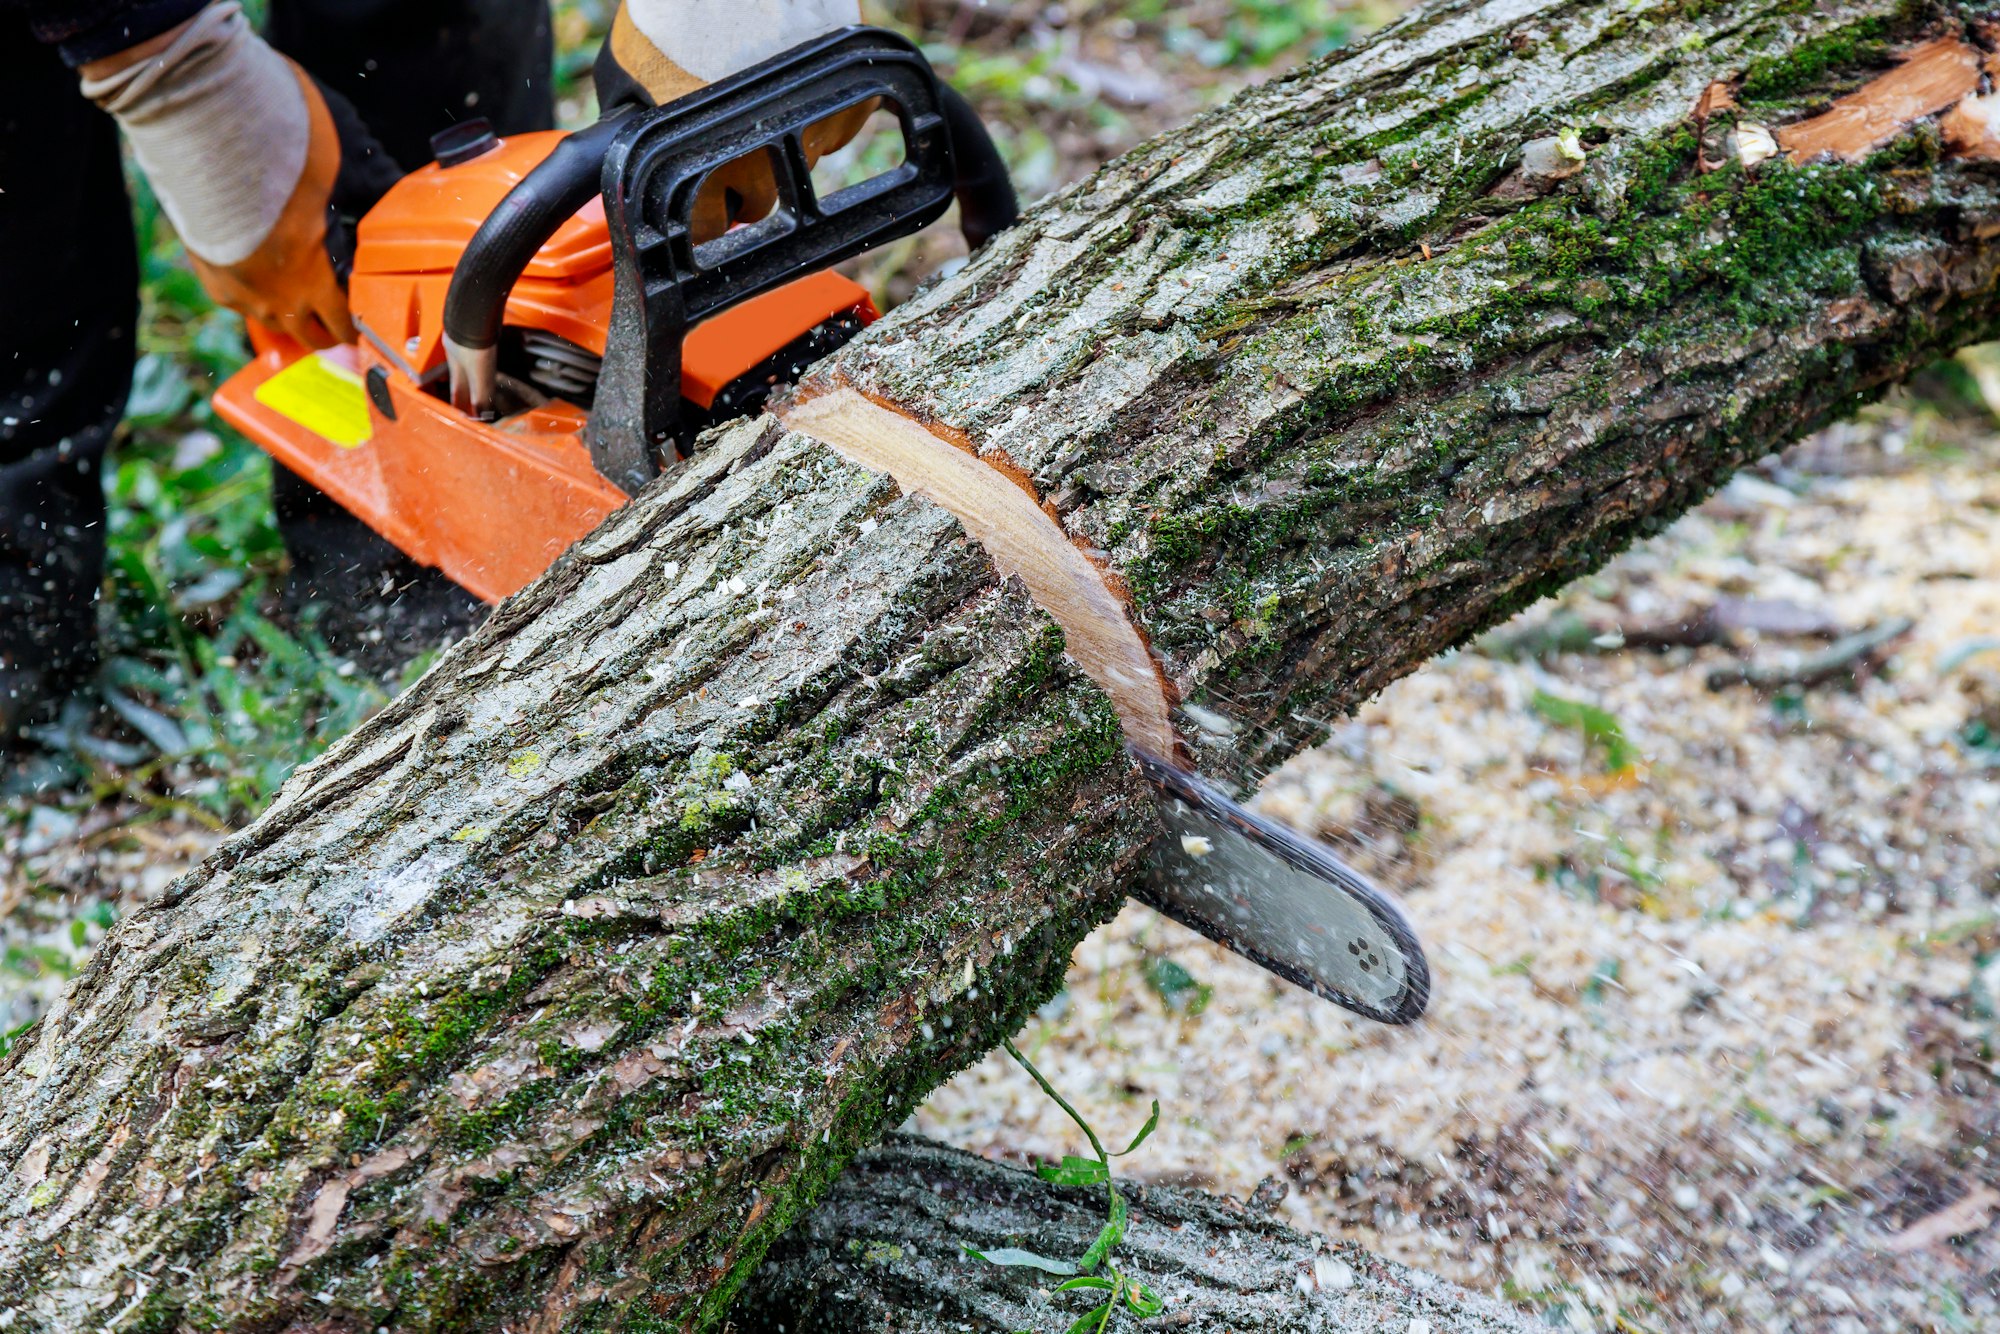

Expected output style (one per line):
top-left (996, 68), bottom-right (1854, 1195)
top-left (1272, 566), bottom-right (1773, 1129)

top-left (729, 1134), bottom-right (1538, 1333)
top-left (9, 0), bottom-right (2000, 1329)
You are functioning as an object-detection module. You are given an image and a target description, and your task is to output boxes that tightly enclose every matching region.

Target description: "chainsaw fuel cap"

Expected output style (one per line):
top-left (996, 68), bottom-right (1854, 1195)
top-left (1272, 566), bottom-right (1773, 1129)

top-left (432, 117), bottom-right (500, 167)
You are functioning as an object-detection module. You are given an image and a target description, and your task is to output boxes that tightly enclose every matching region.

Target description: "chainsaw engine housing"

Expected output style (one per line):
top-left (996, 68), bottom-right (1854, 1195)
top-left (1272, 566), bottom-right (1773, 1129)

top-left (213, 128), bottom-right (876, 603)
top-left (214, 25), bottom-right (1011, 604)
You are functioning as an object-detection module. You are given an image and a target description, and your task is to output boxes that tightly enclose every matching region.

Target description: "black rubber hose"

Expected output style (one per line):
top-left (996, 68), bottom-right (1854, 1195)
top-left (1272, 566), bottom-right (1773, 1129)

top-left (938, 83), bottom-right (1018, 251)
top-left (442, 112), bottom-right (629, 353)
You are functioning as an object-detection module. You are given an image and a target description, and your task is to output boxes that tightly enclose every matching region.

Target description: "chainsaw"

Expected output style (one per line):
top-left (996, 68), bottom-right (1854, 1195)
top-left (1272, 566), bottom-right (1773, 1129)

top-left (211, 26), bottom-right (1429, 1026)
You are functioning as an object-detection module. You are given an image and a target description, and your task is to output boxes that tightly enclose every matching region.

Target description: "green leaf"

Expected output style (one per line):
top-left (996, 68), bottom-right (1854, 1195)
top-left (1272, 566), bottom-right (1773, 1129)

top-left (1125, 1278), bottom-right (1165, 1316)
top-left (1002, 1037), bottom-right (1110, 1165)
top-left (1054, 1275), bottom-right (1115, 1292)
top-left (0, 1018), bottom-right (35, 1060)
top-left (1037, 1154), bottom-right (1111, 1186)
top-left (105, 690), bottom-right (190, 756)
top-left (1141, 957), bottom-right (1212, 1015)
top-left (963, 1245), bottom-right (1078, 1276)
top-left (1530, 689), bottom-right (1637, 773)
top-left (1063, 1304), bottom-right (1114, 1334)
top-left (1078, 1191), bottom-right (1128, 1273)
top-left (1115, 1101), bottom-right (1161, 1157)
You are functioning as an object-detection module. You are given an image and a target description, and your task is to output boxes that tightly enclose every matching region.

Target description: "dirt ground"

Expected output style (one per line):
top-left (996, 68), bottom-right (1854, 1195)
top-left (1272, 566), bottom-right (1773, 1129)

top-left (917, 405), bottom-right (2000, 1332)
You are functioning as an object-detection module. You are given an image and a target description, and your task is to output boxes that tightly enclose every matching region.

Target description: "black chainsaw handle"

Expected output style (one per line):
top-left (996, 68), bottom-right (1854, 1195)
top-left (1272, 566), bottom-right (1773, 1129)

top-left (440, 73), bottom-right (1015, 413)
top-left (939, 82), bottom-right (1017, 250)
top-left (442, 111), bottom-right (630, 358)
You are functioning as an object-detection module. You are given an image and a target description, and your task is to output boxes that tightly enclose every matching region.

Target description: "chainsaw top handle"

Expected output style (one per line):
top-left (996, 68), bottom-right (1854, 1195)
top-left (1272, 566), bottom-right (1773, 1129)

top-left (440, 25), bottom-right (1018, 486)
top-left (440, 110), bottom-right (632, 417)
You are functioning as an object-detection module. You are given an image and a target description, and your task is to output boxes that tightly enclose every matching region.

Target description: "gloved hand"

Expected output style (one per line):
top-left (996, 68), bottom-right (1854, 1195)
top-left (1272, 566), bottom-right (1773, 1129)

top-left (594, 0), bottom-right (871, 243)
top-left (79, 2), bottom-right (397, 348)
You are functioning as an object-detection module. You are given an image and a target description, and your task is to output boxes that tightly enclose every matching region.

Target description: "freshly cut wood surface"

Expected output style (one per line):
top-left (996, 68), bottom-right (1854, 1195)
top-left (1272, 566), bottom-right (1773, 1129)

top-left (9, 1), bottom-right (2000, 1330)
top-left (1776, 37), bottom-right (1985, 162)
top-left (779, 386), bottom-right (1177, 757)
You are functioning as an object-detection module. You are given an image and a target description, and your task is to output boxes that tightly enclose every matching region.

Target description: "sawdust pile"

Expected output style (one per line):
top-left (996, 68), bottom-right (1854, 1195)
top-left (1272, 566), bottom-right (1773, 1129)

top-left (918, 409), bottom-right (2000, 1333)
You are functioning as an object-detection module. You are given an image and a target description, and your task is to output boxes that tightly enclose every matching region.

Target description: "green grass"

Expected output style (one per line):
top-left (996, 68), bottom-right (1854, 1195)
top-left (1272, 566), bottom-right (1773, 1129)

top-left (6, 172), bottom-right (423, 823)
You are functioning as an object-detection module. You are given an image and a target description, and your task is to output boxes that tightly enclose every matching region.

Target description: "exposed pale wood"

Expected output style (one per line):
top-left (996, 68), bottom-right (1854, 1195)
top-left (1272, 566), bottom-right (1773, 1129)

top-left (1778, 37), bottom-right (1983, 162)
top-left (1942, 90), bottom-right (2000, 159)
top-left (779, 386), bottom-right (1178, 757)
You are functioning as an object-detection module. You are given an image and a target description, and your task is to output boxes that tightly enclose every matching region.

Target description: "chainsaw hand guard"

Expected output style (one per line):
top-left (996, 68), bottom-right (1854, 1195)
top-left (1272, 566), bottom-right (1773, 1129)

top-left (438, 25), bottom-right (1016, 492)
top-left (589, 26), bottom-right (980, 491)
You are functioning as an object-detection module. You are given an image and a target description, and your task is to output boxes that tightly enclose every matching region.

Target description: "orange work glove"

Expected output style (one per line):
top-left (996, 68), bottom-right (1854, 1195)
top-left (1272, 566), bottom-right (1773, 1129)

top-left (182, 71), bottom-right (353, 348)
top-left (80, 2), bottom-right (395, 349)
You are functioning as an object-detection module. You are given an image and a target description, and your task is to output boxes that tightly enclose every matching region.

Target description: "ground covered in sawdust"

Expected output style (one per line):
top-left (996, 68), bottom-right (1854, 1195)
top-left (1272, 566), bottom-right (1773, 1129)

top-left (917, 406), bottom-right (2000, 1332)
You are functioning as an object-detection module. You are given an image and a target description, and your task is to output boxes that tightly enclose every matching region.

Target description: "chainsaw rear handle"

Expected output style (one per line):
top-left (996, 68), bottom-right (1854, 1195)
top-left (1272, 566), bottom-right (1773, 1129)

top-left (441, 26), bottom-right (1017, 428)
top-left (938, 83), bottom-right (1017, 251)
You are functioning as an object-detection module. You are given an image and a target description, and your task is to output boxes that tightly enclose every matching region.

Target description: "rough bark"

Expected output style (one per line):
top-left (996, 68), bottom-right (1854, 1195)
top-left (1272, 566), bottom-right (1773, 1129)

top-left (9, 0), bottom-right (2000, 1329)
top-left (730, 1135), bottom-right (1537, 1333)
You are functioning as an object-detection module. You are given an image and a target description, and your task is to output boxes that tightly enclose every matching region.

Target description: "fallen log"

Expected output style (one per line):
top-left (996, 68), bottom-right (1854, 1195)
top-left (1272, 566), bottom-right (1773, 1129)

top-left (730, 1134), bottom-right (1537, 1333)
top-left (10, 0), bottom-right (2000, 1329)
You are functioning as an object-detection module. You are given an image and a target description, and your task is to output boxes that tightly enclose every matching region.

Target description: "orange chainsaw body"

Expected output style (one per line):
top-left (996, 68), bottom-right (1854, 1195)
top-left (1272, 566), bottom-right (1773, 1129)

top-left (212, 129), bottom-right (875, 603)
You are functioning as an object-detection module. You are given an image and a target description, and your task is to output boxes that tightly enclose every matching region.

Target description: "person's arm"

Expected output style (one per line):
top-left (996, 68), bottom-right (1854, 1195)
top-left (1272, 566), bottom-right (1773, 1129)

top-left (66, 2), bottom-right (393, 347)
top-left (9, 0), bottom-right (208, 66)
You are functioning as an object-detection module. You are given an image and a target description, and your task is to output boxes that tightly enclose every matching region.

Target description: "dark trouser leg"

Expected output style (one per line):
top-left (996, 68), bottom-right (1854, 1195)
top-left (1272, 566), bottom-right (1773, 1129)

top-left (266, 0), bottom-right (555, 169)
top-left (0, 25), bottom-right (137, 737)
top-left (258, 0), bottom-right (554, 661)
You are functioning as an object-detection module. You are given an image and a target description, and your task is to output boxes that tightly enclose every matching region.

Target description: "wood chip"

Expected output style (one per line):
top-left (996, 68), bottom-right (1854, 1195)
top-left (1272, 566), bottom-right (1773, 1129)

top-left (1778, 37), bottom-right (1983, 164)
top-left (1884, 1185), bottom-right (2000, 1253)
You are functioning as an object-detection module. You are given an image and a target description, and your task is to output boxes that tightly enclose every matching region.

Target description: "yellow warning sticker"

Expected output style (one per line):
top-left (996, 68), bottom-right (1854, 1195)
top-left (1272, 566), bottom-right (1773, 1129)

top-left (252, 351), bottom-right (373, 449)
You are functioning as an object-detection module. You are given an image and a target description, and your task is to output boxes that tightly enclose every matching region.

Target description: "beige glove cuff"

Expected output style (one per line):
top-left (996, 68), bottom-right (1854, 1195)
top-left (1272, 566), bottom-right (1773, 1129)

top-left (80, 2), bottom-right (310, 268)
top-left (614, 0), bottom-right (859, 103)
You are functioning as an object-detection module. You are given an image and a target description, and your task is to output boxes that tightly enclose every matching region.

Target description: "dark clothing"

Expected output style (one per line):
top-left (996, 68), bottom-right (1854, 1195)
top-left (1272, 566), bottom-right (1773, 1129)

top-left (265, 0), bottom-right (553, 171)
top-left (0, 28), bottom-right (139, 707)
top-left (5, 0), bottom-right (207, 66)
top-left (0, 0), bottom-right (551, 720)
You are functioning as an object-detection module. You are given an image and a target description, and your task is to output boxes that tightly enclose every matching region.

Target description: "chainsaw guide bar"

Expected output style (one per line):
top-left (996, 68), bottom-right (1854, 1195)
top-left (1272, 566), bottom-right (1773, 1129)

top-left (1134, 753), bottom-right (1431, 1025)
